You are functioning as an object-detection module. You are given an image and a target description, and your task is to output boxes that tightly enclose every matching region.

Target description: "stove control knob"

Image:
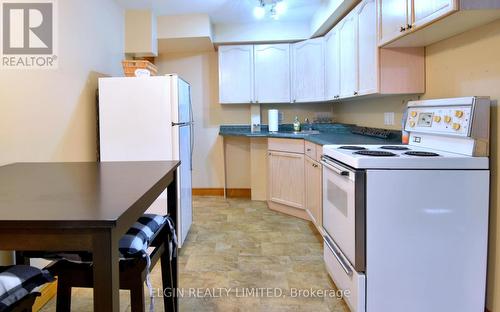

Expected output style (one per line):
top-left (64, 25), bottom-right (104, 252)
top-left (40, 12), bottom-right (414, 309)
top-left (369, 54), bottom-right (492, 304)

top-left (452, 123), bottom-right (461, 130)
top-left (410, 111), bottom-right (418, 118)
top-left (455, 110), bottom-right (464, 118)
top-left (409, 121), bottom-right (416, 127)
top-left (433, 116), bottom-right (441, 123)
top-left (444, 116), bottom-right (452, 123)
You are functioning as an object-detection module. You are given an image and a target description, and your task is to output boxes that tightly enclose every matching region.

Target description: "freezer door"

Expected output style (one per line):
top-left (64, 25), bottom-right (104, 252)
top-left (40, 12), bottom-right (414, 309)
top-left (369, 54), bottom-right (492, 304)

top-left (177, 77), bottom-right (192, 123)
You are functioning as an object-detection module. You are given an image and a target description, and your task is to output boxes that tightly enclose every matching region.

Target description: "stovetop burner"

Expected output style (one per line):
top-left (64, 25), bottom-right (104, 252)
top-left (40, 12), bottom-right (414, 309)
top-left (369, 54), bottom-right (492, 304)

top-left (404, 151), bottom-right (440, 157)
top-left (354, 150), bottom-right (397, 157)
top-left (339, 146), bottom-right (367, 151)
top-left (380, 146), bottom-right (410, 151)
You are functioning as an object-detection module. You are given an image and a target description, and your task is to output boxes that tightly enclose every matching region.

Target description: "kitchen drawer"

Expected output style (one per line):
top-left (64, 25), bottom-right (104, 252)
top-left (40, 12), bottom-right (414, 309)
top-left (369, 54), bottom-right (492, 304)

top-left (316, 144), bottom-right (324, 162)
top-left (324, 239), bottom-right (365, 312)
top-left (268, 138), bottom-right (304, 154)
top-left (304, 141), bottom-right (317, 160)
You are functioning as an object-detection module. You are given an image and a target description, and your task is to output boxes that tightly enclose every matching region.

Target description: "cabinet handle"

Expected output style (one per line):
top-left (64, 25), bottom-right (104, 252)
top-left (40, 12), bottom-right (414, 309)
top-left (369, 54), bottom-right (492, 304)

top-left (293, 99), bottom-right (297, 103)
top-left (313, 163), bottom-right (318, 168)
top-left (353, 91), bottom-right (358, 96)
top-left (406, 24), bottom-right (413, 30)
top-left (400, 25), bottom-right (406, 32)
top-left (306, 148), bottom-right (312, 152)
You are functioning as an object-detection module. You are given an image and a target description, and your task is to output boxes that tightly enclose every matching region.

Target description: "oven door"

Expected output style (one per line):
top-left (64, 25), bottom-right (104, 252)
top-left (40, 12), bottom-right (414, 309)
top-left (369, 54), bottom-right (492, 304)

top-left (321, 156), bottom-right (365, 271)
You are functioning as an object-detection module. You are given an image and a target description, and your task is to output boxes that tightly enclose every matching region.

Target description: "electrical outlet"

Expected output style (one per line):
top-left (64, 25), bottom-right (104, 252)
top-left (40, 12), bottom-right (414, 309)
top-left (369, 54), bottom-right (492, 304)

top-left (384, 112), bottom-right (395, 125)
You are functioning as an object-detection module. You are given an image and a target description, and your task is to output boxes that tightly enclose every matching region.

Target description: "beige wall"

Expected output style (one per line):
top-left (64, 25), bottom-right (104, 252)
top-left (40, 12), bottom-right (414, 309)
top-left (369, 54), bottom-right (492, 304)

top-left (334, 19), bottom-right (500, 311)
top-left (0, 0), bottom-right (124, 166)
top-left (0, 0), bottom-right (124, 264)
top-left (333, 95), bottom-right (418, 130)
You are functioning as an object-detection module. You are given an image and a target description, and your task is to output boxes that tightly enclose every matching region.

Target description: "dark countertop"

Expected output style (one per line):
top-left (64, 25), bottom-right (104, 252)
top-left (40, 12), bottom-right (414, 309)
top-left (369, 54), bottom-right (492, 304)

top-left (219, 124), bottom-right (402, 146)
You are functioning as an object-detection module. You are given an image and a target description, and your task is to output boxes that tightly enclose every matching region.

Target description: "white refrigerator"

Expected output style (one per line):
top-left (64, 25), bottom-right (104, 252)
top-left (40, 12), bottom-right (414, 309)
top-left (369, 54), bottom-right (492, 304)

top-left (98, 75), bottom-right (193, 247)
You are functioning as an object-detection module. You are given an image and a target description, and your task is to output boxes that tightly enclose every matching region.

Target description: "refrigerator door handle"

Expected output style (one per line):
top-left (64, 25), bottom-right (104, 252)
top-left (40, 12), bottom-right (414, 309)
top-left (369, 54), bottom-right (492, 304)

top-left (172, 122), bottom-right (190, 127)
top-left (189, 90), bottom-right (194, 171)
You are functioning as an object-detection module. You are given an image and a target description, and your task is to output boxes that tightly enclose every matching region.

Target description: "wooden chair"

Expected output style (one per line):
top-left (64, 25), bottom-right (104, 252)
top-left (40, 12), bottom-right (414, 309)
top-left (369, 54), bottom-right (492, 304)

top-left (43, 220), bottom-right (176, 312)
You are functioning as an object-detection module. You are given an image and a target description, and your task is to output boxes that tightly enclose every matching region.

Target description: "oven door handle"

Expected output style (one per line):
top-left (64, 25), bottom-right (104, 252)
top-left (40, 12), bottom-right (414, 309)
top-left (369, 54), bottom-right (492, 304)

top-left (324, 235), bottom-right (353, 276)
top-left (321, 158), bottom-right (351, 177)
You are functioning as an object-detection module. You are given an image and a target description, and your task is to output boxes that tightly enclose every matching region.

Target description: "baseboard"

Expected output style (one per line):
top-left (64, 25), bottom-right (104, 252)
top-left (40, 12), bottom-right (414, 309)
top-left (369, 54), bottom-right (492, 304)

top-left (267, 200), bottom-right (311, 221)
top-left (192, 188), bottom-right (251, 198)
top-left (192, 188), bottom-right (224, 196)
top-left (33, 280), bottom-right (57, 311)
top-left (227, 189), bottom-right (251, 198)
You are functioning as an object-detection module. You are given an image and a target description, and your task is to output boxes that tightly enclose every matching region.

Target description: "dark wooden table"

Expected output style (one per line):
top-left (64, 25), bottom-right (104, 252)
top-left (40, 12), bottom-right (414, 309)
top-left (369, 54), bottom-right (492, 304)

top-left (0, 161), bottom-right (180, 312)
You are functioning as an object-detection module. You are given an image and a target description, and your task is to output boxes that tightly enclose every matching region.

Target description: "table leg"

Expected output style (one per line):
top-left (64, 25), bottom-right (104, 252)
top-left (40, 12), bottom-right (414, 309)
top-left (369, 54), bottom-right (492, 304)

top-left (167, 170), bottom-right (178, 312)
top-left (15, 251), bottom-right (29, 265)
top-left (92, 230), bottom-right (120, 312)
top-left (223, 136), bottom-right (227, 199)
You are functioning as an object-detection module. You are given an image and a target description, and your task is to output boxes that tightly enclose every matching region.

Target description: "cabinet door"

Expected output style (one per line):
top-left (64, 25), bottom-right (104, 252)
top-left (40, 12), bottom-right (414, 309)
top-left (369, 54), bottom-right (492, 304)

top-left (254, 44), bottom-right (291, 103)
top-left (379, 0), bottom-right (409, 45)
top-left (357, 0), bottom-right (378, 95)
top-left (325, 25), bottom-right (341, 100)
top-left (339, 11), bottom-right (358, 98)
top-left (268, 151), bottom-right (305, 209)
top-left (305, 156), bottom-right (322, 229)
top-left (291, 38), bottom-right (325, 103)
top-left (218, 45), bottom-right (254, 104)
top-left (412, 0), bottom-right (458, 29)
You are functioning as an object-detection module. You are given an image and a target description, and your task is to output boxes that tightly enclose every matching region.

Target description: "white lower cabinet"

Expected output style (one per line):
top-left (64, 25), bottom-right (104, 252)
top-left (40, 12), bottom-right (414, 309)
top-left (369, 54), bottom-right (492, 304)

top-left (268, 150), bottom-right (305, 210)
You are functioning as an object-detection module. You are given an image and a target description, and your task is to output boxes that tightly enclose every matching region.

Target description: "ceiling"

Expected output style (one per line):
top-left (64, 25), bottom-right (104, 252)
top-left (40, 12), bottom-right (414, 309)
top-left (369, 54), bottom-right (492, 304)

top-left (115, 0), bottom-right (322, 24)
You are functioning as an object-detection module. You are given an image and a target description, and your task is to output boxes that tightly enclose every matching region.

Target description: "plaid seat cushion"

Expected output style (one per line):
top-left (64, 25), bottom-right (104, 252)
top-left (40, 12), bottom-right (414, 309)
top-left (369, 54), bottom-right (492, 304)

top-left (0, 265), bottom-right (54, 311)
top-left (119, 214), bottom-right (167, 256)
top-left (24, 214), bottom-right (169, 262)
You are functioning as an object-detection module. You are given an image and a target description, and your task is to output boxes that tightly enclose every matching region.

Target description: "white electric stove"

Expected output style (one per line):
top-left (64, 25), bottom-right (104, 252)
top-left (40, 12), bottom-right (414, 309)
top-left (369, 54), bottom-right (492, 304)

top-left (323, 144), bottom-right (488, 169)
top-left (321, 96), bottom-right (490, 312)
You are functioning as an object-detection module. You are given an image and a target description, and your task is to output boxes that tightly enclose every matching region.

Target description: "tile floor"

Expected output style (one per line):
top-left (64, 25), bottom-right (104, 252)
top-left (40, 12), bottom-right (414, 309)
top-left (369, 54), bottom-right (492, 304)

top-left (41, 196), bottom-right (349, 311)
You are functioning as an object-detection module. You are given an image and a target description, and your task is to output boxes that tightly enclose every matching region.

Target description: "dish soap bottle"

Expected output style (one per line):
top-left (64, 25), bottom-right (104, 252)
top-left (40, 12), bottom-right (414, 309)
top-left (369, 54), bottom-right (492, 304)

top-left (293, 116), bottom-right (301, 132)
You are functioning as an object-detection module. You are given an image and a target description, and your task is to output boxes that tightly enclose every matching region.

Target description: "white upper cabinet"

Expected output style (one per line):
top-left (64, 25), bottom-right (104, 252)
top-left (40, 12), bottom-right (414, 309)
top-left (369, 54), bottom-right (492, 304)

top-left (254, 44), bottom-right (291, 103)
top-left (379, 0), bottom-right (409, 46)
top-left (291, 38), bottom-right (325, 103)
top-left (325, 25), bottom-right (341, 101)
top-left (218, 45), bottom-right (254, 104)
top-left (357, 0), bottom-right (378, 95)
top-left (412, 0), bottom-right (456, 29)
top-left (338, 11), bottom-right (358, 98)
